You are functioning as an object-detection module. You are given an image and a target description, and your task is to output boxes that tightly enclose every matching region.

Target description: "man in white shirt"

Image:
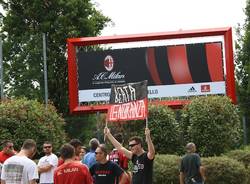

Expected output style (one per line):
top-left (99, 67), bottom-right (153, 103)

top-left (1, 139), bottom-right (38, 184)
top-left (38, 141), bottom-right (58, 184)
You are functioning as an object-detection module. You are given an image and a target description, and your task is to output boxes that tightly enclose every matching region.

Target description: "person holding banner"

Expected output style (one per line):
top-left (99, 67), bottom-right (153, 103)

top-left (104, 127), bottom-right (155, 184)
top-left (108, 133), bottom-right (131, 184)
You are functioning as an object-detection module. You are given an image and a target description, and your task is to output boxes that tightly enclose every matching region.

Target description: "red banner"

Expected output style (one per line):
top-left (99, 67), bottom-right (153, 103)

top-left (108, 98), bottom-right (148, 121)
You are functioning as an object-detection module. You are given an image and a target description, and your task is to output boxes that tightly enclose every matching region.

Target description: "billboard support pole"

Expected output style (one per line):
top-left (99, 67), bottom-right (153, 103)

top-left (43, 33), bottom-right (48, 107)
top-left (96, 111), bottom-right (101, 141)
top-left (0, 37), bottom-right (3, 100)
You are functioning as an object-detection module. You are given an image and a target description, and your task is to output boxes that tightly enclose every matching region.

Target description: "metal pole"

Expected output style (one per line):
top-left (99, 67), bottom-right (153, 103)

top-left (0, 37), bottom-right (3, 100)
top-left (43, 33), bottom-right (48, 107)
top-left (96, 111), bottom-right (101, 141)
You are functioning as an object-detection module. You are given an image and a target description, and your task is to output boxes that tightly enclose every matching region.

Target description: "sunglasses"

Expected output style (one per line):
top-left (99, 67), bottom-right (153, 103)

top-left (95, 151), bottom-right (103, 155)
top-left (43, 146), bottom-right (52, 149)
top-left (129, 143), bottom-right (139, 148)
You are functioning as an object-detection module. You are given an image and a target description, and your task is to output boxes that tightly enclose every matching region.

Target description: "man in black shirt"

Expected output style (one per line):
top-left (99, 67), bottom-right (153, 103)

top-left (90, 144), bottom-right (127, 184)
top-left (104, 127), bottom-right (155, 184)
top-left (179, 143), bottom-right (205, 184)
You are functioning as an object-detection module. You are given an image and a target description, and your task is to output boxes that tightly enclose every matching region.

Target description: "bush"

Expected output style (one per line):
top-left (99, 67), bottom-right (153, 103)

top-left (0, 98), bottom-right (66, 156)
top-left (148, 105), bottom-right (181, 154)
top-left (180, 96), bottom-right (242, 156)
top-left (202, 156), bottom-right (248, 184)
top-left (225, 149), bottom-right (250, 183)
top-left (225, 149), bottom-right (250, 168)
top-left (153, 154), bottom-right (180, 184)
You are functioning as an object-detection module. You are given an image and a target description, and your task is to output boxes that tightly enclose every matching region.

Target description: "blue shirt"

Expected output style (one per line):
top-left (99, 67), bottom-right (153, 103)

top-left (82, 150), bottom-right (97, 168)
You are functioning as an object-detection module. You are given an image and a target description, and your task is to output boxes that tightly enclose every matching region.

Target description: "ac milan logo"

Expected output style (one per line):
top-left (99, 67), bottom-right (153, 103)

top-left (104, 55), bottom-right (114, 71)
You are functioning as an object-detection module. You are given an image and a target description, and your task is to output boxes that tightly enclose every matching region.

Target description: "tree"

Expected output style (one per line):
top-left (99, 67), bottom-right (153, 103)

top-left (235, 1), bottom-right (250, 115)
top-left (0, 0), bottom-right (111, 114)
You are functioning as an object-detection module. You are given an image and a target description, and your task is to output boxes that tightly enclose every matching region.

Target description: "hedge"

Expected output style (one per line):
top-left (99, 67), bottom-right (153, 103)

top-left (153, 155), bottom-right (249, 184)
top-left (202, 156), bottom-right (248, 184)
top-left (153, 154), bottom-right (180, 184)
top-left (225, 149), bottom-right (250, 168)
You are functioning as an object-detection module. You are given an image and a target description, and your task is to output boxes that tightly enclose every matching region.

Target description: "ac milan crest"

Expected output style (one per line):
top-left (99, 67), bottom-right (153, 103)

top-left (104, 55), bottom-right (114, 71)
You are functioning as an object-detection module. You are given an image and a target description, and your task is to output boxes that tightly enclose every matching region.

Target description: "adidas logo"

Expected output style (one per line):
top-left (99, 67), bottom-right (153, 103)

top-left (188, 86), bottom-right (197, 93)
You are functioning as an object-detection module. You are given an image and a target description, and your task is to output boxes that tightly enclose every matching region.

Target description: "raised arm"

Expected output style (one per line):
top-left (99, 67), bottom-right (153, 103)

top-left (104, 127), bottom-right (133, 159)
top-left (145, 128), bottom-right (155, 160)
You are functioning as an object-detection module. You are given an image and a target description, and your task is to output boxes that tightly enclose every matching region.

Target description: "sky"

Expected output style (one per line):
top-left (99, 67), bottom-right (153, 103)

top-left (94, 0), bottom-right (247, 38)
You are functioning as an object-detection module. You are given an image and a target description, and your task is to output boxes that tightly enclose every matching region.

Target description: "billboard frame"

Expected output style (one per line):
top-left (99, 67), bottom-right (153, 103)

top-left (67, 27), bottom-right (236, 114)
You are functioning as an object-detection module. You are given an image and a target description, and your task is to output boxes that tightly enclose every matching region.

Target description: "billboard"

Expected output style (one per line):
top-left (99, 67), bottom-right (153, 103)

top-left (67, 27), bottom-right (236, 113)
top-left (77, 42), bottom-right (224, 103)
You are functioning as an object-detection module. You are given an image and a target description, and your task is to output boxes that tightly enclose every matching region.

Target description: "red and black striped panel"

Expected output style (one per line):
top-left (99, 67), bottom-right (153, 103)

top-left (186, 43), bottom-right (211, 83)
top-left (205, 43), bottom-right (224, 81)
top-left (146, 47), bottom-right (174, 85)
top-left (167, 45), bottom-right (193, 84)
top-left (146, 48), bottom-right (162, 85)
top-left (154, 46), bottom-right (175, 84)
top-left (146, 42), bottom-right (223, 85)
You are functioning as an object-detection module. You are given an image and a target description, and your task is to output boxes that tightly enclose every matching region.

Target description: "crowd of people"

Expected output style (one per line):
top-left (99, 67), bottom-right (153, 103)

top-left (0, 127), bottom-right (156, 184)
top-left (0, 128), bottom-right (205, 184)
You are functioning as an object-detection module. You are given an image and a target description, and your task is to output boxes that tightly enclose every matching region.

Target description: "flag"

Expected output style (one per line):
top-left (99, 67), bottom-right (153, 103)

top-left (107, 80), bottom-right (148, 122)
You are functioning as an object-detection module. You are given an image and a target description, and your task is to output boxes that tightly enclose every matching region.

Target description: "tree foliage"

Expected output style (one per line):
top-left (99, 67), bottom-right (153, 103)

top-left (0, 98), bottom-right (66, 155)
top-left (235, 1), bottom-right (250, 115)
top-left (0, 0), bottom-right (111, 114)
top-left (180, 96), bottom-right (242, 156)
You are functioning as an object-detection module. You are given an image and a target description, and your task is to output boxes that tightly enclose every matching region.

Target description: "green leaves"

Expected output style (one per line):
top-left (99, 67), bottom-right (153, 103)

top-left (0, 0), bottom-right (111, 114)
top-left (202, 157), bottom-right (248, 184)
top-left (235, 1), bottom-right (250, 116)
top-left (0, 98), bottom-right (66, 155)
top-left (153, 154), bottom-right (180, 184)
top-left (148, 105), bottom-right (182, 154)
top-left (180, 96), bottom-right (242, 156)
